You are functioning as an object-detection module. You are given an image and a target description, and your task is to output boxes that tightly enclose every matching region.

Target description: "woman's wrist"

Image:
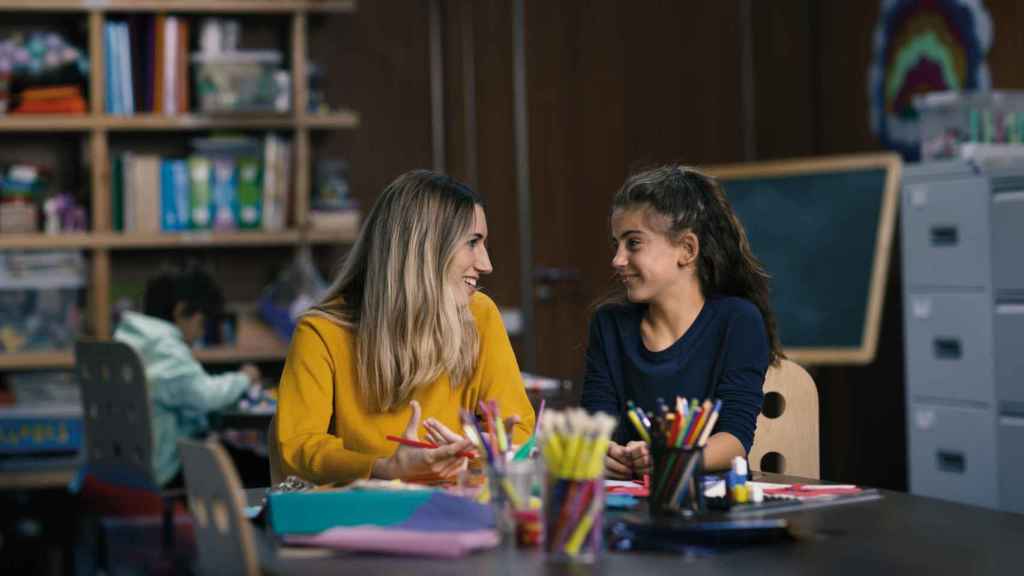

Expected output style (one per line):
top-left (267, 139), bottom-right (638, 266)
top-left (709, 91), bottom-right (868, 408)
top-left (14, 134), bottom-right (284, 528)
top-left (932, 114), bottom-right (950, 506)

top-left (371, 457), bottom-right (394, 480)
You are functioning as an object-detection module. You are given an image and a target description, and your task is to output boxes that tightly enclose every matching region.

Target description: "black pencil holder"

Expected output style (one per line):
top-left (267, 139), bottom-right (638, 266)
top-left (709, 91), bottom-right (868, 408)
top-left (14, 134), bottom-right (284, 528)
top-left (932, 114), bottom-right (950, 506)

top-left (649, 445), bottom-right (705, 517)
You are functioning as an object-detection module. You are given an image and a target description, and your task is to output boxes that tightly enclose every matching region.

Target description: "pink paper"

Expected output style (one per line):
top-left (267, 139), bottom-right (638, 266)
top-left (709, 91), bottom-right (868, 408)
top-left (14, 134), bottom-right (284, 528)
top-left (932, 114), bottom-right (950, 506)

top-left (284, 527), bottom-right (500, 558)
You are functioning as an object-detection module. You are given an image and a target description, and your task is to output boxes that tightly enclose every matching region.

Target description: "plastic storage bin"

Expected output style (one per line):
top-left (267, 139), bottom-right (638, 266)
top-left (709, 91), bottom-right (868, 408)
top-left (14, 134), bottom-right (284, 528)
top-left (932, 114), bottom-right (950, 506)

top-left (191, 50), bottom-right (287, 113)
top-left (914, 91), bottom-right (1024, 160)
top-left (0, 250), bottom-right (84, 353)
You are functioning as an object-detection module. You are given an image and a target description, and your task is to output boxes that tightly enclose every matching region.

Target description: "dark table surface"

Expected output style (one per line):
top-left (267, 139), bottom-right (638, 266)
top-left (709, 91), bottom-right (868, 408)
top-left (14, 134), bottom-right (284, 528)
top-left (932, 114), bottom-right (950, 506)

top-left (248, 472), bottom-right (1024, 575)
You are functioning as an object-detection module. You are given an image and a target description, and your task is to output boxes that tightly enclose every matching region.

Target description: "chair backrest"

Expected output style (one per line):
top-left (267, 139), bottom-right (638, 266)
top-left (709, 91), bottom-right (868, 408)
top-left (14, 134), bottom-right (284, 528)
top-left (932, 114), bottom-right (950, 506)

top-left (178, 438), bottom-right (260, 576)
top-left (75, 339), bottom-right (158, 488)
top-left (748, 358), bottom-right (820, 479)
top-left (267, 414), bottom-right (284, 486)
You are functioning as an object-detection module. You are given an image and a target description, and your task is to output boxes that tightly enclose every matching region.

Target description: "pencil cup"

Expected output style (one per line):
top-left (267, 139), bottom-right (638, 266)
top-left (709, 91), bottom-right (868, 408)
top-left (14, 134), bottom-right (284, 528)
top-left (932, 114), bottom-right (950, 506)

top-left (485, 466), bottom-right (517, 538)
top-left (649, 445), bottom-right (705, 517)
top-left (506, 459), bottom-right (543, 547)
top-left (543, 473), bottom-right (604, 563)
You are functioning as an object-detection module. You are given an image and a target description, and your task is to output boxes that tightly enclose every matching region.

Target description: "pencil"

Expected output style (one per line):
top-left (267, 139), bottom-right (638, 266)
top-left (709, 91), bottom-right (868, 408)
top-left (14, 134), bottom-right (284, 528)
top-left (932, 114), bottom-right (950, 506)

top-left (385, 435), bottom-right (476, 459)
top-left (695, 400), bottom-right (722, 447)
top-left (626, 409), bottom-right (651, 444)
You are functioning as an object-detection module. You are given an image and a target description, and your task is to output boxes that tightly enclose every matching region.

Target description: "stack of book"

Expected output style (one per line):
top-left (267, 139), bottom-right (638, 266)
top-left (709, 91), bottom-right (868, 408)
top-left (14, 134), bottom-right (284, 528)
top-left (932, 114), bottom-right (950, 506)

top-left (111, 133), bottom-right (291, 233)
top-left (11, 85), bottom-right (87, 115)
top-left (0, 31), bottom-right (89, 115)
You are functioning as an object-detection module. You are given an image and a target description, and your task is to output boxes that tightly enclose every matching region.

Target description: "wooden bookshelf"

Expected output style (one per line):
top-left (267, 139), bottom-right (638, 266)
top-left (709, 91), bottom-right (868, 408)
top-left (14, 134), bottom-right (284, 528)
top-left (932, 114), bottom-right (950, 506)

top-left (303, 111), bottom-right (361, 129)
top-left (0, 1), bottom-right (360, 376)
top-left (0, 352), bottom-right (75, 371)
top-left (0, 112), bottom-right (360, 132)
top-left (0, 233), bottom-right (102, 250)
top-left (99, 228), bottom-right (355, 249)
top-left (195, 316), bottom-right (289, 363)
top-left (98, 111), bottom-right (359, 131)
top-left (0, 1), bottom-right (357, 14)
top-left (0, 116), bottom-right (93, 132)
top-left (0, 468), bottom-right (76, 490)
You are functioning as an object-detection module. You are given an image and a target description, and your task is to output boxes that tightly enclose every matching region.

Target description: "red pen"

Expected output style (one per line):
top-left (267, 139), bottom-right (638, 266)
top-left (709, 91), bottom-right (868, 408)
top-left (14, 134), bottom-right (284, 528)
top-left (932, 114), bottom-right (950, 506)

top-left (385, 435), bottom-right (477, 459)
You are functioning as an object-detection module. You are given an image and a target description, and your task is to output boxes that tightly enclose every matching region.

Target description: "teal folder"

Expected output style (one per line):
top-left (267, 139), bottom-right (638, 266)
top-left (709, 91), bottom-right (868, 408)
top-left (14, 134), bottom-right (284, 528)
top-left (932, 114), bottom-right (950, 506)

top-left (268, 489), bottom-right (436, 535)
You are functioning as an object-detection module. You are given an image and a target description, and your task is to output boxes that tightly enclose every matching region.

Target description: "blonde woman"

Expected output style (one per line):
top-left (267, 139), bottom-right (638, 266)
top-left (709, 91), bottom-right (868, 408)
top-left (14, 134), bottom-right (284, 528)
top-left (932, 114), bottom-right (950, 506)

top-left (274, 170), bottom-right (535, 484)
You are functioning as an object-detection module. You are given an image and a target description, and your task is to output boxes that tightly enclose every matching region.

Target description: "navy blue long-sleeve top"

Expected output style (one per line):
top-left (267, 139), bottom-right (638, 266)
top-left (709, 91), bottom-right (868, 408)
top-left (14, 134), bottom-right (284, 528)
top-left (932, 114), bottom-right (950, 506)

top-left (581, 295), bottom-right (769, 451)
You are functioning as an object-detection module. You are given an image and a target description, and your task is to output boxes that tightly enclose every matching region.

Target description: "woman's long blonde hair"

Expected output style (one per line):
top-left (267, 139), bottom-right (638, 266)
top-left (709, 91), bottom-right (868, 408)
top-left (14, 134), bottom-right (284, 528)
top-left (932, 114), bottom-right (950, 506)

top-left (310, 170), bottom-right (481, 412)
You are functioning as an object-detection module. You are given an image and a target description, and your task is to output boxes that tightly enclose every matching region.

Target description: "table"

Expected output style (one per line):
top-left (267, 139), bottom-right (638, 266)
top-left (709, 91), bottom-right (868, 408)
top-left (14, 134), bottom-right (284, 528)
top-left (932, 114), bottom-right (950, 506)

top-left (251, 473), bottom-right (1024, 574)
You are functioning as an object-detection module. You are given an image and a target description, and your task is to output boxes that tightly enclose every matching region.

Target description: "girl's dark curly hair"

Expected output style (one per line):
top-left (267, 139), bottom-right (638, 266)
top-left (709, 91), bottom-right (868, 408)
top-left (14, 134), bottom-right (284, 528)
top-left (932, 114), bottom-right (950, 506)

top-left (611, 165), bottom-right (784, 365)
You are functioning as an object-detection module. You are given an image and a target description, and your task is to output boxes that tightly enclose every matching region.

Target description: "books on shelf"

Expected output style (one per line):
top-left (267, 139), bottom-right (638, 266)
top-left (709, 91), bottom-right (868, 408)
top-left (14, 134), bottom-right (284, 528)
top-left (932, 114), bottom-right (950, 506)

top-left (105, 15), bottom-right (190, 115)
top-left (0, 403), bottom-right (83, 457)
top-left (11, 86), bottom-right (87, 115)
top-left (111, 133), bottom-right (292, 233)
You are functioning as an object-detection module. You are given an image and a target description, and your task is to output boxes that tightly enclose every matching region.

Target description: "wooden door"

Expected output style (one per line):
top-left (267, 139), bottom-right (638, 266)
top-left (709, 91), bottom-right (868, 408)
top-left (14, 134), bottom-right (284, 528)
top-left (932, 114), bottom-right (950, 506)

top-left (523, 0), bottom-right (747, 380)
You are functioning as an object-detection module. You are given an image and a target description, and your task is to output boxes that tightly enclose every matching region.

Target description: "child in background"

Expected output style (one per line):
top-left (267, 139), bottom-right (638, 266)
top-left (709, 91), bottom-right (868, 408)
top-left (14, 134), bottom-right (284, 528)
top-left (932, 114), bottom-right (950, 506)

top-left (582, 166), bottom-right (784, 478)
top-left (114, 263), bottom-right (263, 488)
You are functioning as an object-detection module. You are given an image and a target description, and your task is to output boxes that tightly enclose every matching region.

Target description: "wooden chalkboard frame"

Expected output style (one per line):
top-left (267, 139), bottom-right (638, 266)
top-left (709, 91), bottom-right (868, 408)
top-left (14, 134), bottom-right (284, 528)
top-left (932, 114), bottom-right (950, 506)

top-left (703, 153), bottom-right (902, 365)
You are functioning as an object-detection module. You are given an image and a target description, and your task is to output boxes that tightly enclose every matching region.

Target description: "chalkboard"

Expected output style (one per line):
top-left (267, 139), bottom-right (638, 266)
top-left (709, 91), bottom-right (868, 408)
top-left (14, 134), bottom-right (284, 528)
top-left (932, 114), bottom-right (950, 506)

top-left (706, 154), bottom-right (902, 365)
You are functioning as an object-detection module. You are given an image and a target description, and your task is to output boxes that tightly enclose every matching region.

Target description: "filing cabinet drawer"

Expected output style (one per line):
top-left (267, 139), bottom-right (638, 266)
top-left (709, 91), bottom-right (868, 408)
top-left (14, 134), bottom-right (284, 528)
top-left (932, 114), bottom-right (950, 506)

top-left (995, 305), bottom-right (1024, 407)
top-left (902, 178), bottom-right (990, 289)
top-left (908, 402), bottom-right (997, 509)
top-left (905, 292), bottom-right (994, 405)
top-left (998, 414), bottom-right (1024, 514)
top-left (992, 191), bottom-right (1024, 296)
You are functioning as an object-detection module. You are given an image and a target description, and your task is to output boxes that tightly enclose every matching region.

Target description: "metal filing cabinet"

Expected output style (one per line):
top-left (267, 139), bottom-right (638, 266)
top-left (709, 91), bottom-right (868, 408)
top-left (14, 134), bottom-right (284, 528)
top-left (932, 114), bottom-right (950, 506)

top-left (902, 160), bottom-right (1024, 513)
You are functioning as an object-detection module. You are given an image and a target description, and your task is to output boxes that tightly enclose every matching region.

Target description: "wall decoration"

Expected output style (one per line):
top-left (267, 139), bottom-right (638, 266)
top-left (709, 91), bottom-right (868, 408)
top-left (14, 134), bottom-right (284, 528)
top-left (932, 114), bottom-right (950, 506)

top-left (868, 0), bottom-right (992, 159)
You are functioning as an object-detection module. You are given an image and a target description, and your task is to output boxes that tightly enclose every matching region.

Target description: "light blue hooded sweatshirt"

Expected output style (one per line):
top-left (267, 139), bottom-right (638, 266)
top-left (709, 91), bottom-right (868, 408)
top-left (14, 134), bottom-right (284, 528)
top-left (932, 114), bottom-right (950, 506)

top-left (114, 311), bottom-right (251, 486)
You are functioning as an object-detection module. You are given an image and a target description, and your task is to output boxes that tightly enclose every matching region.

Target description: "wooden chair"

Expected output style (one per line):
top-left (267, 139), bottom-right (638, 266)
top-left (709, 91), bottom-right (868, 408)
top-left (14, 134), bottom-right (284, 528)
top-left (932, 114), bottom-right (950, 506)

top-left (748, 358), bottom-right (820, 479)
top-left (178, 438), bottom-right (261, 576)
top-left (267, 414), bottom-right (284, 486)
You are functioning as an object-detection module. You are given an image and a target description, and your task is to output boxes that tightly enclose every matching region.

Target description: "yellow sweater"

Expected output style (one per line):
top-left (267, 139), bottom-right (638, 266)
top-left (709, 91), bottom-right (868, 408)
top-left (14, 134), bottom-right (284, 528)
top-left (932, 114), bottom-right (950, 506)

top-left (275, 292), bottom-right (536, 484)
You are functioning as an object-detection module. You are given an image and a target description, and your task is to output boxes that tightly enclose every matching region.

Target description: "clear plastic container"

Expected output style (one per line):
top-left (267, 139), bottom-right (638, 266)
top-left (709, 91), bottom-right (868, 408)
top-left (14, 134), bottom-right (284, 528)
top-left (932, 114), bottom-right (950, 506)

top-left (915, 91), bottom-right (1024, 161)
top-left (0, 250), bottom-right (84, 353)
top-left (191, 50), bottom-right (285, 113)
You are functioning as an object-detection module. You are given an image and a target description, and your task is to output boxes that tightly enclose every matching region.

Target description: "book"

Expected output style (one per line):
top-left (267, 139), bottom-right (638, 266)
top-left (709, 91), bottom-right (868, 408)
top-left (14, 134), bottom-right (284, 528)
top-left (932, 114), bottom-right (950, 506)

top-left (262, 134), bottom-right (291, 231)
top-left (0, 404), bottom-right (83, 456)
top-left (133, 155), bottom-right (161, 233)
top-left (111, 155), bottom-right (124, 231)
top-left (211, 157), bottom-right (239, 230)
top-left (163, 17), bottom-right (178, 115)
top-left (237, 157), bottom-right (263, 229)
top-left (170, 159), bottom-right (191, 230)
top-left (188, 156), bottom-right (212, 230)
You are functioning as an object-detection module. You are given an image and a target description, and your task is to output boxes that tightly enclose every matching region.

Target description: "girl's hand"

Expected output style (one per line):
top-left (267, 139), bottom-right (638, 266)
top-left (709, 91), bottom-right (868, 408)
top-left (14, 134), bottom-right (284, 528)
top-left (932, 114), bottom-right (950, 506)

top-left (240, 363), bottom-right (262, 384)
top-left (624, 440), bottom-right (651, 476)
top-left (372, 401), bottom-right (472, 482)
top-left (605, 441), bottom-right (635, 480)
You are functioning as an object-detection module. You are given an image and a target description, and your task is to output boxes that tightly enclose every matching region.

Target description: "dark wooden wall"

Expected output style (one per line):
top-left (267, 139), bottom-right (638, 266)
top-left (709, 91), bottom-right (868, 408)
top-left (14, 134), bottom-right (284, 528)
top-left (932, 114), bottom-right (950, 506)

top-left (318, 0), bottom-right (1024, 490)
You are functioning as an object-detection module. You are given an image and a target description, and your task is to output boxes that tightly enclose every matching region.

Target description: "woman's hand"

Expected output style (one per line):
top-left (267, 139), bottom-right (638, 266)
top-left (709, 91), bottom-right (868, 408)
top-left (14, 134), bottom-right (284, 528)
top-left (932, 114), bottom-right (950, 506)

top-left (372, 401), bottom-right (472, 482)
top-left (423, 414), bottom-right (521, 455)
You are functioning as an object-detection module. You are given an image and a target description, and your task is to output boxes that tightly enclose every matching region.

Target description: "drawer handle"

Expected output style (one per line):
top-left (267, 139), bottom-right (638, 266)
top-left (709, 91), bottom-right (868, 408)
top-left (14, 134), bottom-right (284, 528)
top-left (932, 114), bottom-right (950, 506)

top-left (937, 451), bottom-right (966, 474)
top-left (933, 338), bottom-right (962, 359)
top-left (929, 226), bottom-right (959, 246)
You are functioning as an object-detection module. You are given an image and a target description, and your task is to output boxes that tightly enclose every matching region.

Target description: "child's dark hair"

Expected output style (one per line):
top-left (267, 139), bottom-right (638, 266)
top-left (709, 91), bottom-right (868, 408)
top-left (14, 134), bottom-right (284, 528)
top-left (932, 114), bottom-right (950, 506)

top-left (612, 165), bottom-right (784, 365)
top-left (143, 262), bottom-right (225, 323)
